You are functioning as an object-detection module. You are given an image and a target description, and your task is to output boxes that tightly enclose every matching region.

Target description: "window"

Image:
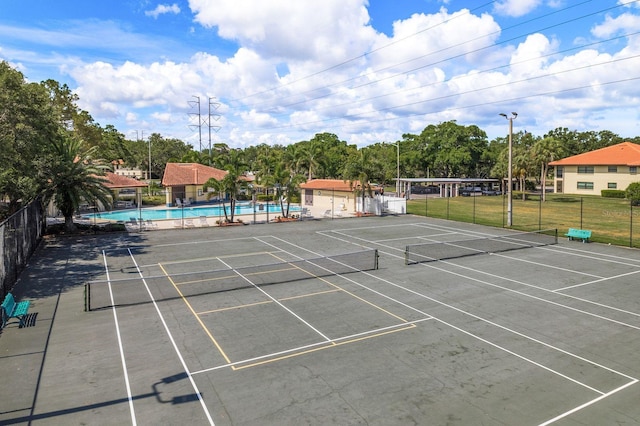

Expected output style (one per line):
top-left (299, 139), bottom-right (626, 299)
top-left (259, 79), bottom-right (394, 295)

top-left (577, 182), bottom-right (594, 190)
top-left (631, 166), bottom-right (638, 175)
top-left (556, 167), bottom-right (563, 178)
top-left (608, 183), bottom-right (617, 189)
top-left (608, 166), bottom-right (617, 173)
top-left (577, 166), bottom-right (594, 174)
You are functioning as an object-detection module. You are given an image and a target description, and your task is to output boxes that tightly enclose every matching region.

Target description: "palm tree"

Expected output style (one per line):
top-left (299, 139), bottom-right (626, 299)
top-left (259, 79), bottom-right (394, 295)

top-left (283, 143), bottom-right (305, 175)
top-left (512, 146), bottom-right (531, 200)
top-left (343, 149), bottom-right (378, 213)
top-left (203, 149), bottom-right (248, 223)
top-left (271, 163), bottom-right (306, 218)
top-left (41, 136), bottom-right (112, 232)
top-left (531, 136), bottom-right (565, 201)
top-left (301, 139), bottom-right (322, 180)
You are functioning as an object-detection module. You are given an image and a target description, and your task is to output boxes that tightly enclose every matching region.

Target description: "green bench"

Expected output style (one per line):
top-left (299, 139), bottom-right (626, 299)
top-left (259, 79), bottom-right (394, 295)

top-left (1, 293), bottom-right (31, 328)
top-left (565, 228), bottom-right (592, 243)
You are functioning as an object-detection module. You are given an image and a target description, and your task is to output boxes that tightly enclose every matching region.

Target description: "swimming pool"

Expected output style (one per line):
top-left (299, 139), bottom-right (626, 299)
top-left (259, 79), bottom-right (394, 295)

top-left (83, 203), bottom-right (300, 222)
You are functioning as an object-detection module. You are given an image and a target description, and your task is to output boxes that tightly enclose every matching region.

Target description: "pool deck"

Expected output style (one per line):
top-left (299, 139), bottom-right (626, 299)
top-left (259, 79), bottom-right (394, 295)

top-left (71, 204), bottom-right (350, 231)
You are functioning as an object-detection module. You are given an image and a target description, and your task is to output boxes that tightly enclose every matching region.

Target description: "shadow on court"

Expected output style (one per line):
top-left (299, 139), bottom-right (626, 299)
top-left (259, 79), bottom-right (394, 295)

top-left (2, 216), bottom-right (640, 425)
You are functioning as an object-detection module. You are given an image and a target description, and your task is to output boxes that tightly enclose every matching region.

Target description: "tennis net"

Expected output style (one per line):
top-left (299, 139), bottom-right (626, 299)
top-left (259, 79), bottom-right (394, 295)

top-left (85, 249), bottom-right (379, 311)
top-left (405, 229), bottom-right (557, 264)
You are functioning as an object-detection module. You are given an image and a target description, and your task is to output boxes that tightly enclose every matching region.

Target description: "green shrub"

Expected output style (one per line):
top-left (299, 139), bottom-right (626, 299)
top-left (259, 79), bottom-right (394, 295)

top-left (601, 189), bottom-right (626, 198)
top-left (626, 182), bottom-right (640, 205)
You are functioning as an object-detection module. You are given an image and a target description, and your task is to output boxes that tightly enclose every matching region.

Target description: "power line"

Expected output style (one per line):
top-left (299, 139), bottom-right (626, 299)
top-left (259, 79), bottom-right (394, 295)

top-left (240, 0), bottom-right (594, 113)
top-left (220, 0), bottom-right (639, 139)
top-left (228, 1), bottom-right (498, 104)
top-left (241, 73), bottom-right (640, 134)
top-left (266, 31), bottom-right (640, 121)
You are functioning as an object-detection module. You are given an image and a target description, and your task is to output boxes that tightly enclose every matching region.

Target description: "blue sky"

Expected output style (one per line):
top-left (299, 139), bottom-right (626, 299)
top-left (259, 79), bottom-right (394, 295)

top-left (2, 0), bottom-right (640, 149)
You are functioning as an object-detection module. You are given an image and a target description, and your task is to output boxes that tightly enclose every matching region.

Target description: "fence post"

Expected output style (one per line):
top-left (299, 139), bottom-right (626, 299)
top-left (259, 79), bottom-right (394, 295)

top-left (473, 193), bottom-right (476, 224)
top-left (631, 200), bottom-right (634, 248)
top-left (425, 193), bottom-right (428, 218)
top-left (539, 191), bottom-right (542, 231)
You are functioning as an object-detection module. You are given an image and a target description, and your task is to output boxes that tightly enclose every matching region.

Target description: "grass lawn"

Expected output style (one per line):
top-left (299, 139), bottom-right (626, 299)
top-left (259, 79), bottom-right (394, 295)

top-left (407, 193), bottom-right (640, 248)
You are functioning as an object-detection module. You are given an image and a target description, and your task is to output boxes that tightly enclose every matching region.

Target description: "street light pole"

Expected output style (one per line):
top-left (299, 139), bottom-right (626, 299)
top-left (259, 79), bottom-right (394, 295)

top-left (499, 112), bottom-right (518, 227)
top-left (147, 134), bottom-right (151, 196)
top-left (396, 141), bottom-right (400, 196)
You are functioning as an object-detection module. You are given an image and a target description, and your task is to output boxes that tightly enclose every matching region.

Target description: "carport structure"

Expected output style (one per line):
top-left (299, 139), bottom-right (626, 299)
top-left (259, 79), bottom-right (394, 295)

top-left (396, 177), bottom-right (500, 198)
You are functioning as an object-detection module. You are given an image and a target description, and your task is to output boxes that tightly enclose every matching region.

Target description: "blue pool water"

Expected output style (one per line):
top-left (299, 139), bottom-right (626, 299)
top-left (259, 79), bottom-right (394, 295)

top-left (83, 203), bottom-right (299, 222)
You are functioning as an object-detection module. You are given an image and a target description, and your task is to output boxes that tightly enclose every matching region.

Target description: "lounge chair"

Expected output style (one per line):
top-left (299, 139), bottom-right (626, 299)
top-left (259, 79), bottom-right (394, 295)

top-left (127, 217), bottom-right (142, 230)
top-left (183, 198), bottom-right (191, 206)
top-left (173, 219), bottom-right (183, 228)
top-left (198, 216), bottom-right (209, 227)
top-left (184, 218), bottom-right (196, 228)
top-left (146, 220), bottom-right (158, 229)
top-left (175, 199), bottom-right (182, 207)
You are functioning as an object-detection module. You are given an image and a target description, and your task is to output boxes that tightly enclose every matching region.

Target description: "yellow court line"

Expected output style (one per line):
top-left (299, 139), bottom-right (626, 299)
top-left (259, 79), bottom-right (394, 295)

top-left (198, 299), bottom-right (273, 315)
top-left (158, 263), bottom-right (232, 365)
top-left (176, 274), bottom-right (238, 286)
top-left (197, 288), bottom-right (342, 315)
top-left (174, 265), bottom-right (302, 286)
top-left (266, 253), bottom-right (409, 323)
top-left (233, 324), bottom-right (417, 370)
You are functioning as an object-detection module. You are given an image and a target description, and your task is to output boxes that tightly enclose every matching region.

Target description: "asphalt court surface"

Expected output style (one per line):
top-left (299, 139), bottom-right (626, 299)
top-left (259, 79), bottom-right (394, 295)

top-left (3, 215), bottom-right (640, 425)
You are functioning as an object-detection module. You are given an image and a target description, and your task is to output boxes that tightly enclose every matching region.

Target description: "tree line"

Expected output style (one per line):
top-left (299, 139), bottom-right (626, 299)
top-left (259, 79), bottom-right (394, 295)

top-left (2, 60), bottom-right (639, 225)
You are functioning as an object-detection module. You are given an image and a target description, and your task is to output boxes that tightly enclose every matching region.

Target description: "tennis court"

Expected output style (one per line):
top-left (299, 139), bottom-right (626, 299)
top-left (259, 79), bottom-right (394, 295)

top-left (3, 215), bottom-right (640, 425)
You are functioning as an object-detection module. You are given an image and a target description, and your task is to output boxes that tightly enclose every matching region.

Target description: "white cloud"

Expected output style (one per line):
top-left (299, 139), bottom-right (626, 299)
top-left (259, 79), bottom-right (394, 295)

top-left (619, 0), bottom-right (640, 8)
top-left (591, 13), bottom-right (640, 38)
top-left (15, 0), bottom-right (636, 147)
top-left (145, 4), bottom-right (181, 19)
top-left (188, 0), bottom-right (374, 62)
top-left (493, 0), bottom-right (542, 17)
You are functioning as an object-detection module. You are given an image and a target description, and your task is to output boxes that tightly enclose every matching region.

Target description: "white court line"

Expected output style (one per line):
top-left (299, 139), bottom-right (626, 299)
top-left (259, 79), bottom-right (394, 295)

top-left (543, 243), bottom-right (640, 266)
top-left (269, 236), bottom-right (636, 393)
top-left (315, 226), bottom-right (640, 420)
top-left (102, 251), bottom-right (137, 426)
top-left (309, 232), bottom-right (639, 381)
top-left (492, 252), bottom-right (605, 279)
top-left (373, 231), bottom-right (456, 243)
top-left (539, 379), bottom-right (639, 425)
top-left (325, 227), bottom-right (640, 328)
top-left (441, 258), bottom-right (640, 326)
top-left (127, 249), bottom-right (215, 426)
top-left (555, 269), bottom-right (640, 292)
top-left (254, 237), bottom-right (436, 320)
top-left (191, 318), bottom-right (430, 375)
top-left (216, 257), bottom-right (333, 342)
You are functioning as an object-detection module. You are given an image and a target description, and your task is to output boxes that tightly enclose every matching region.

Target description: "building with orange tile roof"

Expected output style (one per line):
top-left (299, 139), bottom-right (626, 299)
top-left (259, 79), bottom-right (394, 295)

top-left (299, 179), bottom-right (362, 217)
top-left (161, 163), bottom-right (230, 206)
top-left (549, 142), bottom-right (640, 194)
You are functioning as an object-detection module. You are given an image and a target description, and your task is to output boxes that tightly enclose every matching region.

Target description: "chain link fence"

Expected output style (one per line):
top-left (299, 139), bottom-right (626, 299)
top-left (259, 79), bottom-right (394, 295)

top-left (410, 193), bottom-right (639, 248)
top-left (1, 197), bottom-right (46, 300)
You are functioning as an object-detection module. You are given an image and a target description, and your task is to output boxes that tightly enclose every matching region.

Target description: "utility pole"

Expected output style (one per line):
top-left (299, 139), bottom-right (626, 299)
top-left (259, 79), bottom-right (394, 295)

top-left (144, 131), bottom-right (151, 196)
top-left (188, 96), bottom-right (202, 152)
top-left (208, 97), bottom-right (222, 166)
